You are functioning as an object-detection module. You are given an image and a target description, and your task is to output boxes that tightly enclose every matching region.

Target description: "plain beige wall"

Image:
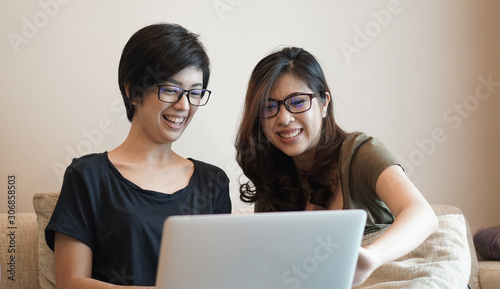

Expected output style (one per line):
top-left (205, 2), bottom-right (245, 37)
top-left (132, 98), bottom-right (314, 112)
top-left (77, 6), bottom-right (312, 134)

top-left (1, 0), bottom-right (499, 233)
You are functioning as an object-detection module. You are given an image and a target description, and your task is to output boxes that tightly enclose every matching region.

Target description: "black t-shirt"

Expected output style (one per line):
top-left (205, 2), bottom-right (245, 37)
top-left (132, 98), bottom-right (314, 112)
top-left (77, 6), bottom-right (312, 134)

top-left (45, 152), bottom-right (231, 286)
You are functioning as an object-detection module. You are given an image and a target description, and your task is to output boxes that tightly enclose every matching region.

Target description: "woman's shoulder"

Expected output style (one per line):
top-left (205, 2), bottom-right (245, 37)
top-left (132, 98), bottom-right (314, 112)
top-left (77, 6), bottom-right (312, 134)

top-left (189, 158), bottom-right (229, 180)
top-left (340, 132), bottom-right (398, 168)
top-left (341, 131), bottom-right (399, 174)
top-left (188, 158), bottom-right (230, 191)
top-left (342, 132), bottom-right (370, 151)
top-left (67, 152), bottom-right (109, 171)
top-left (341, 132), bottom-right (389, 153)
top-left (189, 158), bottom-right (226, 173)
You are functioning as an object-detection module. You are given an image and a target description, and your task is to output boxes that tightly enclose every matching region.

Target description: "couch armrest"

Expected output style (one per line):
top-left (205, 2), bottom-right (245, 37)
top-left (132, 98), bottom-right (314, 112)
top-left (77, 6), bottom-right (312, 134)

top-left (0, 213), bottom-right (40, 289)
top-left (478, 261), bottom-right (500, 289)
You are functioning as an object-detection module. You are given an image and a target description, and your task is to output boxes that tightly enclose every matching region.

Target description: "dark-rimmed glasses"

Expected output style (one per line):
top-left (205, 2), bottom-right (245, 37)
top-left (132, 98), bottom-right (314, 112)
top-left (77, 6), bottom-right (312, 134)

top-left (156, 85), bottom-right (211, 106)
top-left (260, 93), bottom-right (315, 118)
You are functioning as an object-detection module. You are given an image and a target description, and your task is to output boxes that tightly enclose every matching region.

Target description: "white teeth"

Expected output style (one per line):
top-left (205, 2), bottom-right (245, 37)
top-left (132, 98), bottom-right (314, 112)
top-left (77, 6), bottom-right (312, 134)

top-left (164, 115), bottom-right (184, 124)
top-left (279, 129), bottom-right (301, 139)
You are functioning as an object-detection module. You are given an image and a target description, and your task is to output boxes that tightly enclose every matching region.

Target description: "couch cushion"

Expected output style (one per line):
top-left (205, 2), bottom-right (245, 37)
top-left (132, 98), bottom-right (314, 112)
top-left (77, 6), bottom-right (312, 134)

top-left (33, 192), bottom-right (59, 289)
top-left (432, 204), bottom-right (479, 289)
top-left (354, 214), bottom-right (471, 288)
top-left (474, 226), bottom-right (500, 261)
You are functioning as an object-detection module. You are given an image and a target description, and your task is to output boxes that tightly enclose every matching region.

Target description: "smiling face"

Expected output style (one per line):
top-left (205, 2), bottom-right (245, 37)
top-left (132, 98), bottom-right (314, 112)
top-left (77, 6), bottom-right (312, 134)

top-left (130, 66), bottom-right (203, 145)
top-left (260, 73), bottom-right (330, 168)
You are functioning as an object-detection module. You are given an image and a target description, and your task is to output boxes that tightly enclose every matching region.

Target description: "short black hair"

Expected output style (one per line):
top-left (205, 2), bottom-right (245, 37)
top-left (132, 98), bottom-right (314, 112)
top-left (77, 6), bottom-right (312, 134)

top-left (118, 23), bottom-right (210, 121)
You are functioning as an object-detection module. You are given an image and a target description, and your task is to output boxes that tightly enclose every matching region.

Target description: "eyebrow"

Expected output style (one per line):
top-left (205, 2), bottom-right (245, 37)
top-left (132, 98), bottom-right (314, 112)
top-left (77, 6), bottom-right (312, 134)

top-left (166, 79), bottom-right (203, 88)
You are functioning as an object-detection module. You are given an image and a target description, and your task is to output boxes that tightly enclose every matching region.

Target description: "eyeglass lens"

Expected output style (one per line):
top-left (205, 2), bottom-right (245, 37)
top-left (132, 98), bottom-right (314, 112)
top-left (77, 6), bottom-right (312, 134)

top-left (158, 85), bottom-right (209, 106)
top-left (261, 94), bottom-right (312, 117)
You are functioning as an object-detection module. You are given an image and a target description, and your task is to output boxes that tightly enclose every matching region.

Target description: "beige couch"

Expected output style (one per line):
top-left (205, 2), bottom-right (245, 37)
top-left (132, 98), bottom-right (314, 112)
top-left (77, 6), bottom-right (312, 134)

top-left (0, 192), bottom-right (499, 289)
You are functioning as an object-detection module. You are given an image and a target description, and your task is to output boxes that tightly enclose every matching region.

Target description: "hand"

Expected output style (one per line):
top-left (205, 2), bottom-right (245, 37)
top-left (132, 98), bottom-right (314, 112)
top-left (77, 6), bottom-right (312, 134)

top-left (352, 247), bottom-right (380, 287)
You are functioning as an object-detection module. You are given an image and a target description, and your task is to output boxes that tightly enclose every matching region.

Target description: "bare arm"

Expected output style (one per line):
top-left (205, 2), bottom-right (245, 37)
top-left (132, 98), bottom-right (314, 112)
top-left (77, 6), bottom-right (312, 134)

top-left (54, 232), bottom-right (155, 289)
top-left (352, 165), bottom-right (438, 286)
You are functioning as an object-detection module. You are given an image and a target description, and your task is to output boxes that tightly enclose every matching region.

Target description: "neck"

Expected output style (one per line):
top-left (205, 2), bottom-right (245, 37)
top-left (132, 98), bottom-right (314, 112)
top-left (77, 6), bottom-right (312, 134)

top-left (292, 148), bottom-right (316, 172)
top-left (111, 125), bottom-right (176, 167)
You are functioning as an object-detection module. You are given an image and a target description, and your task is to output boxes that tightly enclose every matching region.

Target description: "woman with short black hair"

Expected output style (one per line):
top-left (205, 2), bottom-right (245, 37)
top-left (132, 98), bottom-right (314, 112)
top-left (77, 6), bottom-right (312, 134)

top-left (46, 23), bottom-right (231, 288)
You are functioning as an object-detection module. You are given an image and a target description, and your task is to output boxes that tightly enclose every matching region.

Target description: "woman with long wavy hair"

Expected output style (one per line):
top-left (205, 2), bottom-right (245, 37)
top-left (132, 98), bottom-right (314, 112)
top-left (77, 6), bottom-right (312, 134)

top-left (235, 47), bottom-right (438, 286)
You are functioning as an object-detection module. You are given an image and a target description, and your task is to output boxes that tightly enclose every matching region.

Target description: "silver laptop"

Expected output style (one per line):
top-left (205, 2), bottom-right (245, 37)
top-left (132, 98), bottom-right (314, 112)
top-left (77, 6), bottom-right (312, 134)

top-left (155, 210), bottom-right (366, 289)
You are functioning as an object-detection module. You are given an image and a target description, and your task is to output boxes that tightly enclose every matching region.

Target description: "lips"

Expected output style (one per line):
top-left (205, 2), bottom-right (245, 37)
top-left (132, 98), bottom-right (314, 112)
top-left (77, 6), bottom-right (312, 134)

top-left (163, 115), bottom-right (186, 126)
top-left (278, 129), bottom-right (302, 139)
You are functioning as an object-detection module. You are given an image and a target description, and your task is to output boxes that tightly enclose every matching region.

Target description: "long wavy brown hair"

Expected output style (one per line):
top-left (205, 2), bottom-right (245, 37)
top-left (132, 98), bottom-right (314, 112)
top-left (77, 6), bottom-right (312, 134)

top-left (235, 47), bottom-right (349, 211)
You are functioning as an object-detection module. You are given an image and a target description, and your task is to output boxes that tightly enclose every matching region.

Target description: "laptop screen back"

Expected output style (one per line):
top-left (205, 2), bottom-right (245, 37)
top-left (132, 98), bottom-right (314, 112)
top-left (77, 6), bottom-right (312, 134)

top-left (155, 210), bottom-right (366, 289)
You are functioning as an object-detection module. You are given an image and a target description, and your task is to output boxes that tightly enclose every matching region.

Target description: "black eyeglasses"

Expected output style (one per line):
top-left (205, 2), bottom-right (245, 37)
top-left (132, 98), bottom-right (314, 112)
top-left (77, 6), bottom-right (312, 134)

top-left (260, 93), bottom-right (315, 118)
top-left (156, 85), bottom-right (211, 106)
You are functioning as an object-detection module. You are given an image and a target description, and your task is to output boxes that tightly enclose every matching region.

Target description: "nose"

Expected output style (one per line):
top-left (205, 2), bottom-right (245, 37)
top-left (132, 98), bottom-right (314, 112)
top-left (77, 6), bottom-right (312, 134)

top-left (275, 105), bottom-right (294, 125)
top-left (173, 91), bottom-right (190, 111)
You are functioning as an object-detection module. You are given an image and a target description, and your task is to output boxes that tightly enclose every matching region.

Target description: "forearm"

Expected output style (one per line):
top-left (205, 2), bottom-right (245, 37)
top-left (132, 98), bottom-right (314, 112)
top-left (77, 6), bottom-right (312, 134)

top-left (353, 165), bottom-right (438, 286)
top-left (57, 276), bottom-right (154, 289)
top-left (55, 233), bottom-right (155, 289)
top-left (365, 202), bottom-right (438, 267)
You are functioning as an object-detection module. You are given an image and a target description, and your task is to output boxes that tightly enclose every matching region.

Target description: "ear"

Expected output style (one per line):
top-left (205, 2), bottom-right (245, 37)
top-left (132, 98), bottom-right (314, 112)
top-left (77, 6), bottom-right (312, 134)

top-left (321, 92), bottom-right (331, 118)
top-left (125, 83), bottom-right (138, 105)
